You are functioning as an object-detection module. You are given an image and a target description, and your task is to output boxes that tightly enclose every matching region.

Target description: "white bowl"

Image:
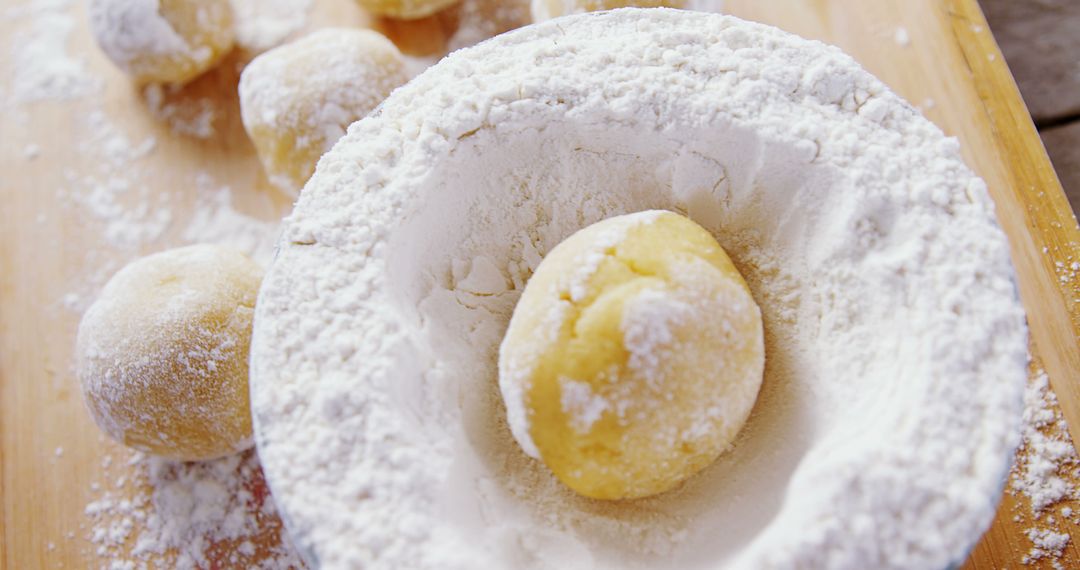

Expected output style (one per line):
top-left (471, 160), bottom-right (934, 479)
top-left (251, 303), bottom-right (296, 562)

top-left (250, 9), bottom-right (1027, 570)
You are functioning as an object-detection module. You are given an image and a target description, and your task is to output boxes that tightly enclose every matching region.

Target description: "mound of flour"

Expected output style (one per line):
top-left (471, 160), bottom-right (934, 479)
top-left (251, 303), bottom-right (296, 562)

top-left (250, 9), bottom-right (1027, 570)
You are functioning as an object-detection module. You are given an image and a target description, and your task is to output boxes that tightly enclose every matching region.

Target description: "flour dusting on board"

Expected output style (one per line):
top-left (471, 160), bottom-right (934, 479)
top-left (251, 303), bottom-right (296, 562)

top-left (1009, 368), bottom-right (1080, 567)
top-left (64, 110), bottom-right (171, 250)
top-left (4, 0), bottom-right (102, 104)
top-left (84, 449), bottom-right (301, 569)
top-left (142, 83), bottom-right (219, 139)
top-left (183, 174), bottom-right (281, 267)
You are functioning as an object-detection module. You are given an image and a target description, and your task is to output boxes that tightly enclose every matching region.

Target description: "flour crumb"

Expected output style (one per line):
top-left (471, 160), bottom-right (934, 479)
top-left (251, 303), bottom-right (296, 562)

top-left (1023, 528), bottom-right (1070, 564)
top-left (1012, 371), bottom-right (1076, 512)
top-left (893, 27), bottom-right (910, 47)
top-left (24, 143), bottom-right (41, 160)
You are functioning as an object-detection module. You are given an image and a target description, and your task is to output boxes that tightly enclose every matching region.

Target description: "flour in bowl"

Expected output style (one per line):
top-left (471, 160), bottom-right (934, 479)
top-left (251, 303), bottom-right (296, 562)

top-left (250, 9), bottom-right (1027, 569)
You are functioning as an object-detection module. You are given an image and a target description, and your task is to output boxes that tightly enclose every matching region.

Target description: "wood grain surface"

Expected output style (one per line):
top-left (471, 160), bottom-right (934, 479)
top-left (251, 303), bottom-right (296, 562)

top-left (2, 0), bottom-right (1079, 568)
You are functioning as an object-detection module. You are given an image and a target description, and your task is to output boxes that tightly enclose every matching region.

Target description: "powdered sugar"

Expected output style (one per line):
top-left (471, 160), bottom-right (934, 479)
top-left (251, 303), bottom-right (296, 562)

top-left (251, 9), bottom-right (1026, 570)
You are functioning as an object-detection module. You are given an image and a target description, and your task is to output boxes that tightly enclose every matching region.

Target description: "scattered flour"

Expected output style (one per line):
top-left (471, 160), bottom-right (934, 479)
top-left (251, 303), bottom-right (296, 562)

top-left (4, 0), bottom-right (102, 104)
top-left (84, 449), bottom-right (301, 570)
top-left (1012, 371), bottom-right (1077, 513)
top-left (1023, 528), bottom-right (1071, 566)
top-left (65, 110), bottom-right (171, 250)
top-left (183, 175), bottom-right (281, 267)
top-left (1009, 368), bottom-right (1080, 567)
top-left (142, 83), bottom-right (218, 139)
top-left (4, 4), bottom-right (292, 558)
top-left (251, 10), bottom-right (1027, 570)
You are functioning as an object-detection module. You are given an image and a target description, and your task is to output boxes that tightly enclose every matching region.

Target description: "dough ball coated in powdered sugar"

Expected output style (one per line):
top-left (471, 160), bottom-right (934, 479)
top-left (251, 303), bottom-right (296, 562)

top-left (531, 0), bottom-right (685, 21)
top-left (75, 245), bottom-right (263, 461)
top-left (89, 0), bottom-right (235, 84)
top-left (499, 211), bottom-right (765, 500)
top-left (239, 28), bottom-right (409, 196)
top-left (355, 0), bottom-right (460, 19)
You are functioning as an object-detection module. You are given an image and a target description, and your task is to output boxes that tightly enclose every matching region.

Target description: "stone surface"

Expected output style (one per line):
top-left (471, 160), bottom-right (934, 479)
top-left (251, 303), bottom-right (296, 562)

top-left (1042, 122), bottom-right (1080, 216)
top-left (981, 0), bottom-right (1080, 123)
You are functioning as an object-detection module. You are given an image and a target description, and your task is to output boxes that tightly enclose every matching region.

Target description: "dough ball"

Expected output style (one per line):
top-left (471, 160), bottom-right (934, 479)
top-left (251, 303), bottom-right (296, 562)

top-left (499, 211), bottom-right (765, 500)
top-left (239, 28), bottom-right (409, 196)
top-left (355, 0), bottom-right (460, 19)
top-left (89, 0), bottom-right (235, 84)
top-left (531, 0), bottom-right (685, 21)
top-left (75, 245), bottom-right (263, 461)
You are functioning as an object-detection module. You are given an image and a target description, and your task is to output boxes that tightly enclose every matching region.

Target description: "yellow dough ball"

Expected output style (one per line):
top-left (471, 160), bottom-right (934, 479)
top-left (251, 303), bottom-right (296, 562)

top-left (75, 245), bottom-right (263, 461)
top-left (531, 0), bottom-right (685, 21)
top-left (239, 28), bottom-right (409, 196)
top-left (89, 0), bottom-right (235, 84)
top-left (499, 211), bottom-right (765, 500)
top-left (355, 0), bottom-right (460, 19)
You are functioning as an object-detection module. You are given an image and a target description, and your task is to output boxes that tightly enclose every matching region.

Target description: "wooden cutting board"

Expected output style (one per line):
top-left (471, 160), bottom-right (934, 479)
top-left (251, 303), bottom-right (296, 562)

top-left (3, 0), bottom-right (1078, 568)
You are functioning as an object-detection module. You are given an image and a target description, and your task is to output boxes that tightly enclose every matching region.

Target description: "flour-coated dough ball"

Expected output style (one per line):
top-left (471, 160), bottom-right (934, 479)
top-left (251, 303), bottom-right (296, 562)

top-left (239, 28), bottom-right (409, 196)
top-left (499, 211), bottom-right (765, 500)
top-left (531, 0), bottom-right (685, 21)
top-left (76, 245), bottom-right (263, 461)
top-left (355, 0), bottom-right (460, 19)
top-left (89, 0), bottom-right (235, 84)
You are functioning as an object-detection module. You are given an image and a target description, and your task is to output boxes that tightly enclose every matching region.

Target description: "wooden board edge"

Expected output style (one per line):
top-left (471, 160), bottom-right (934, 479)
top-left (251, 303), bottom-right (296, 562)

top-left (946, 0), bottom-right (1080, 447)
